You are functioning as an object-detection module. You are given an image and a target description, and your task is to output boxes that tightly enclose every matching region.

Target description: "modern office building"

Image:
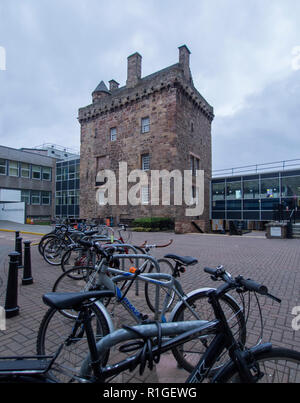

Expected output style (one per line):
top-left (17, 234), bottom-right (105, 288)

top-left (0, 145), bottom-right (56, 223)
top-left (21, 143), bottom-right (79, 160)
top-left (55, 156), bottom-right (80, 220)
top-left (211, 159), bottom-right (300, 230)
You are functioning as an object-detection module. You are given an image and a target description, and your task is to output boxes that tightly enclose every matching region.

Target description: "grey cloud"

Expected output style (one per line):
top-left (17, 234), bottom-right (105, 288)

top-left (212, 70), bottom-right (300, 171)
top-left (0, 0), bottom-right (299, 165)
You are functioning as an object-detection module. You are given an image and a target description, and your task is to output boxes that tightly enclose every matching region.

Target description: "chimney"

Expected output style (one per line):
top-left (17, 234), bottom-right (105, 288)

top-left (126, 52), bottom-right (142, 88)
top-left (109, 79), bottom-right (120, 91)
top-left (178, 45), bottom-right (192, 82)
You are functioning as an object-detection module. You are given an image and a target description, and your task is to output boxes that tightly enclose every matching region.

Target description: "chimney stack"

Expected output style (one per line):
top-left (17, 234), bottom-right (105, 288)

top-left (126, 52), bottom-right (142, 88)
top-left (178, 45), bottom-right (192, 82)
top-left (109, 79), bottom-right (120, 91)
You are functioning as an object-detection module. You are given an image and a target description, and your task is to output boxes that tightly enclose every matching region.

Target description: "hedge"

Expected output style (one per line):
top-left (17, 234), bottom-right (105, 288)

top-left (132, 217), bottom-right (174, 230)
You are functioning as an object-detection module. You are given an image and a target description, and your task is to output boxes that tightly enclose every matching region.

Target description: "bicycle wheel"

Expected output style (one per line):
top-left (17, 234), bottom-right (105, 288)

top-left (144, 258), bottom-right (176, 313)
top-left (215, 347), bottom-right (300, 383)
top-left (43, 237), bottom-right (68, 266)
top-left (171, 290), bottom-right (246, 373)
top-left (52, 267), bottom-right (111, 318)
top-left (61, 247), bottom-right (92, 275)
top-left (36, 303), bottom-right (110, 383)
top-left (38, 234), bottom-right (55, 256)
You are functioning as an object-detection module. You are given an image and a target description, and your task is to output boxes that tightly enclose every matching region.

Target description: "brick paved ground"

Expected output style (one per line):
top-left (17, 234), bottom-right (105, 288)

top-left (0, 229), bottom-right (299, 383)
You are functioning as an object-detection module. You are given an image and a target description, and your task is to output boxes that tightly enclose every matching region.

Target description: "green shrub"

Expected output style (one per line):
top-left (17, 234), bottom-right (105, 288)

top-left (132, 227), bottom-right (160, 232)
top-left (132, 217), bottom-right (174, 230)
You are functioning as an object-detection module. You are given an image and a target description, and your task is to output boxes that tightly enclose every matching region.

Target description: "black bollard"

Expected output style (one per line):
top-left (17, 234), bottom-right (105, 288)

top-left (4, 252), bottom-right (20, 318)
top-left (15, 237), bottom-right (23, 268)
top-left (22, 241), bottom-right (33, 285)
top-left (14, 231), bottom-right (20, 250)
top-left (15, 231), bottom-right (20, 240)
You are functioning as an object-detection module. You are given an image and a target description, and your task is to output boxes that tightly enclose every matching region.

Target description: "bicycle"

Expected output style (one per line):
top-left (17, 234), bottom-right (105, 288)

top-left (3, 267), bottom-right (298, 383)
top-left (42, 226), bottom-right (107, 266)
top-left (0, 289), bottom-right (204, 383)
top-left (78, 267), bottom-right (300, 383)
top-left (37, 243), bottom-right (246, 376)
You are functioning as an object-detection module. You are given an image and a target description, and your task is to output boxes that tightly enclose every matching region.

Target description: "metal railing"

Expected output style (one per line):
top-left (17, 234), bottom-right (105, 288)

top-left (213, 159), bottom-right (300, 178)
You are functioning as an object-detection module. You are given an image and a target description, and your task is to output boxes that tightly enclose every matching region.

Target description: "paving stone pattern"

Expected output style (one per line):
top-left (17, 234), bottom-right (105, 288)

top-left (0, 231), bottom-right (299, 383)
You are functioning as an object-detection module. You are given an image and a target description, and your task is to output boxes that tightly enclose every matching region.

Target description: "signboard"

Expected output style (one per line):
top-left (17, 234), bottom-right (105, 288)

top-left (270, 227), bottom-right (282, 237)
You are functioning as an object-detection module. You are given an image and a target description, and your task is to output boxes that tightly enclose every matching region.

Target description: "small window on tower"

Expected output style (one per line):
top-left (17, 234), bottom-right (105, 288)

top-left (110, 127), bottom-right (117, 141)
top-left (141, 154), bottom-right (150, 171)
top-left (141, 117), bottom-right (150, 134)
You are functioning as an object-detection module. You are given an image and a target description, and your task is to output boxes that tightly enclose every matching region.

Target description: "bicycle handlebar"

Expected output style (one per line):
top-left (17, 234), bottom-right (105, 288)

top-left (237, 276), bottom-right (268, 295)
top-left (204, 266), bottom-right (276, 299)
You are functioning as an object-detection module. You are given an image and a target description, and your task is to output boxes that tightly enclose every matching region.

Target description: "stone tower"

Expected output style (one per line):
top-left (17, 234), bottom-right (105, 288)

top-left (78, 45), bottom-right (214, 232)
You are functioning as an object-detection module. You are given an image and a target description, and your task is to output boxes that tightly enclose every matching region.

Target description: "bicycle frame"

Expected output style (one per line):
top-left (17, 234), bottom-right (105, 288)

top-left (78, 318), bottom-right (218, 383)
top-left (89, 254), bottom-right (181, 322)
top-left (79, 286), bottom-right (272, 384)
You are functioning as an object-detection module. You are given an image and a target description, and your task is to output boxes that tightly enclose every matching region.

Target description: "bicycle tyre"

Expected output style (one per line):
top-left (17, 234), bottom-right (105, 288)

top-left (171, 290), bottom-right (246, 373)
top-left (144, 258), bottom-right (176, 313)
top-left (42, 237), bottom-right (68, 266)
top-left (38, 233), bottom-right (56, 256)
top-left (52, 267), bottom-right (112, 318)
top-left (61, 247), bottom-right (92, 275)
top-left (214, 347), bottom-right (300, 383)
top-left (36, 303), bottom-right (110, 382)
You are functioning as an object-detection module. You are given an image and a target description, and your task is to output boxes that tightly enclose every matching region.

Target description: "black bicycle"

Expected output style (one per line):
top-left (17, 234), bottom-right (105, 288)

top-left (76, 267), bottom-right (300, 383)
top-left (1, 269), bottom-right (299, 383)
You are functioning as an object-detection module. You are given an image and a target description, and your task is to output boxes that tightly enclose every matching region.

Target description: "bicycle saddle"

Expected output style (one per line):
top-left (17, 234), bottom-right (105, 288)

top-left (164, 254), bottom-right (198, 266)
top-left (43, 291), bottom-right (115, 310)
top-left (83, 230), bottom-right (99, 236)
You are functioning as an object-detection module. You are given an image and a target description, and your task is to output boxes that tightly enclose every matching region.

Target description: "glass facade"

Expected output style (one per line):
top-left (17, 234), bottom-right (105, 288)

top-left (211, 169), bottom-right (300, 222)
top-left (55, 158), bottom-right (80, 219)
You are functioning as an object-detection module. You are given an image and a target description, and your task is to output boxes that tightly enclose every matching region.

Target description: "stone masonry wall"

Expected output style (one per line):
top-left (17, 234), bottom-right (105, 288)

top-left (79, 54), bottom-right (213, 231)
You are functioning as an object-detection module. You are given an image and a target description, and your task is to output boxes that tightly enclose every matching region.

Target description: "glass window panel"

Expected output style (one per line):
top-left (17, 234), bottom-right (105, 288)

top-left (75, 190), bottom-right (79, 205)
top-left (212, 211), bottom-right (225, 219)
top-left (21, 190), bottom-right (30, 204)
top-left (226, 200), bottom-right (242, 210)
top-left (212, 182), bottom-right (225, 201)
top-left (281, 176), bottom-right (300, 197)
top-left (141, 154), bottom-right (150, 171)
top-left (110, 127), bottom-right (117, 141)
top-left (243, 199), bottom-right (260, 210)
top-left (243, 180), bottom-right (259, 199)
top-left (226, 181), bottom-right (242, 200)
top-left (41, 191), bottom-right (51, 205)
top-left (61, 191), bottom-right (68, 205)
top-left (68, 190), bottom-right (75, 205)
top-left (243, 211), bottom-right (260, 220)
top-left (21, 163), bottom-right (30, 178)
top-left (9, 160), bottom-right (18, 177)
top-left (227, 212), bottom-right (241, 219)
top-left (0, 158), bottom-right (6, 175)
top-left (62, 167), bottom-right (68, 180)
top-left (42, 167), bottom-right (51, 181)
top-left (141, 117), bottom-right (150, 133)
top-left (212, 200), bottom-right (225, 211)
top-left (260, 178), bottom-right (280, 198)
top-left (32, 165), bottom-right (41, 180)
top-left (261, 198), bottom-right (280, 210)
top-left (261, 211), bottom-right (275, 220)
top-left (31, 191), bottom-right (41, 205)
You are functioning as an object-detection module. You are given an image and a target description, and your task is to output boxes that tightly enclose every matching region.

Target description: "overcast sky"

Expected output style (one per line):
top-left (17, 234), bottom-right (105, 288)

top-left (0, 0), bottom-right (299, 171)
